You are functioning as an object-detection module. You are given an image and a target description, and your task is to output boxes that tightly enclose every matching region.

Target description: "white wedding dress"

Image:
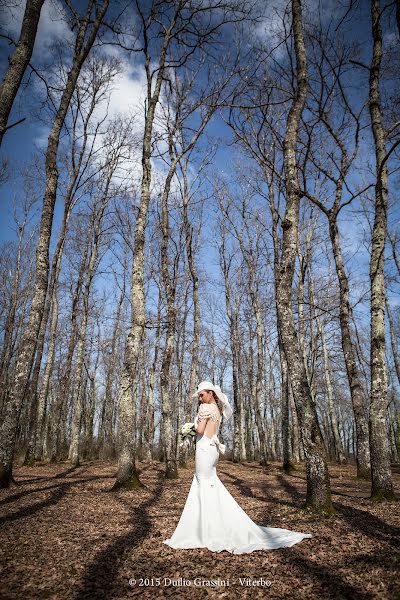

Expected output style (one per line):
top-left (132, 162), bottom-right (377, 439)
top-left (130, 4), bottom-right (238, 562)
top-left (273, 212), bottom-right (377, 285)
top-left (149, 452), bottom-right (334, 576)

top-left (163, 402), bottom-right (312, 554)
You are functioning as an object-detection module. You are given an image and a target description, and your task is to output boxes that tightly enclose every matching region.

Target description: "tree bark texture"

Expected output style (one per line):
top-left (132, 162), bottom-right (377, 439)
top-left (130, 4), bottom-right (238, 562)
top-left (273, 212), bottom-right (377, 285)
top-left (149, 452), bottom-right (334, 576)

top-left (328, 216), bottom-right (371, 477)
top-left (69, 181), bottom-right (111, 467)
top-left (368, 0), bottom-right (396, 501)
top-left (114, 17), bottom-right (169, 487)
top-left (0, 0), bottom-right (45, 145)
top-left (0, 0), bottom-right (110, 488)
top-left (276, 0), bottom-right (333, 512)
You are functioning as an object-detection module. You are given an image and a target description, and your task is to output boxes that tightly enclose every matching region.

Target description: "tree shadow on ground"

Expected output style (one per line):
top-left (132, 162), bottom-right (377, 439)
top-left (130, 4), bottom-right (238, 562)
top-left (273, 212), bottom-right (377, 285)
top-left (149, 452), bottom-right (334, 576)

top-left (278, 472), bottom-right (400, 548)
top-left (0, 474), bottom-right (114, 520)
top-left (333, 503), bottom-right (400, 549)
top-left (219, 469), bottom-right (300, 510)
top-left (218, 469), bottom-right (258, 500)
top-left (14, 465), bottom-right (79, 485)
top-left (75, 468), bottom-right (165, 600)
top-left (278, 545), bottom-right (375, 600)
top-left (0, 481), bottom-right (71, 525)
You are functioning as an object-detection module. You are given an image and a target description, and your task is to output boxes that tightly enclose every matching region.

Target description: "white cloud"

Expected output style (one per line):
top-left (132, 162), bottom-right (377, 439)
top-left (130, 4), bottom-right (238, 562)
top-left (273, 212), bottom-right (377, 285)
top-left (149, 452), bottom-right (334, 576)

top-left (1, 0), bottom-right (73, 57)
top-left (99, 61), bottom-right (147, 128)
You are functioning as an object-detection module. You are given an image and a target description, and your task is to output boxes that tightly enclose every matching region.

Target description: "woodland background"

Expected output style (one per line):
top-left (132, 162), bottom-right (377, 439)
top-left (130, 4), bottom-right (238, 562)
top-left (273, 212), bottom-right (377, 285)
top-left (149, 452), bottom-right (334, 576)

top-left (0, 0), bottom-right (399, 536)
top-left (1, 0), bottom-right (400, 598)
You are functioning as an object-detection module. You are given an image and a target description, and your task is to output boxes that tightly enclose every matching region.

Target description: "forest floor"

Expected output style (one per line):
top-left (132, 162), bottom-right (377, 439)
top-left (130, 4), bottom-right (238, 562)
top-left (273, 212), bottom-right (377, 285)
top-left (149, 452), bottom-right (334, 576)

top-left (0, 459), bottom-right (399, 600)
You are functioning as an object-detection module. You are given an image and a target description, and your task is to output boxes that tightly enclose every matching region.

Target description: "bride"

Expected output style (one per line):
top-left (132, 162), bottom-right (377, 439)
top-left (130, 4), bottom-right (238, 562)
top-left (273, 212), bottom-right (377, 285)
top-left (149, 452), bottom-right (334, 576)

top-left (163, 381), bottom-right (312, 555)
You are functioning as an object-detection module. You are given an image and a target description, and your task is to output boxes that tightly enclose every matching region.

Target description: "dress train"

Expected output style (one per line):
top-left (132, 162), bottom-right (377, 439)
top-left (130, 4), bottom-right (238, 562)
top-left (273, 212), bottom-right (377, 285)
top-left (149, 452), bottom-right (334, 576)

top-left (163, 433), bottom-right (312, 555)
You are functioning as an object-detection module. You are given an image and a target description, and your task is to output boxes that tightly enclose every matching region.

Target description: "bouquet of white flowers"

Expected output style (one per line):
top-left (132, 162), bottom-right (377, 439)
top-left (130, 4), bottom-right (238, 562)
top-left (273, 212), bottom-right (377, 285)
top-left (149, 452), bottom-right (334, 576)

top-left (179, 422), bottom-right (196, 449)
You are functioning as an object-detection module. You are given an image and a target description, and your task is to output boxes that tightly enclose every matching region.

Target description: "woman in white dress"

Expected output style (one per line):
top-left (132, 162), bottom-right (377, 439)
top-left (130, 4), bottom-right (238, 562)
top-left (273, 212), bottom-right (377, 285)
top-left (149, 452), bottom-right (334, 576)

top-left (163, 381), bottom-right (312, 555)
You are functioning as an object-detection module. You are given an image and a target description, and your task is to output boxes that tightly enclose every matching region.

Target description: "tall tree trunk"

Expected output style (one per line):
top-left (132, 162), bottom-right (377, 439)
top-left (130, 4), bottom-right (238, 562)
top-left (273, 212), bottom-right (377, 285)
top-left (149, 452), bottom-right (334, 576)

top-left (69, 185), bottom-right (110, 467)
top-left (159, 159), bottom-right (180, 479)
top-left (276, 0), bottom-right (333, 512)
top-left (368, 0), bottom-right (396, 501)
top-left (266, 173), bottom-right (295, 471)
top-left (317, 308), bottom-right (347, 464)
top-left (99, 288), bottom-right (124, 460)
top-left (0, 0), bottom-right (110, 488)
top-left (0, 0), bottom-right (45, 145)
top-left (49, 236), bottom-right (90, 463)
top-left (254, 311), bottom-right (267, 465)
top-left (280, 352), bottom-right (294, 472)
top-left (0, 207), bottom-right (28, 413)
top-left (218, 235), bottom-right (245, 462)
top-left (146, 297), bottom-right (161, 463)
top-left (27, 190), bottom-right (78, 463)
top-left (328, 216), bottom-right (371, 477)
top-left (33, 285), bottom-right (59, 461)
top-left (84, 333), bottom-right (100, 460)
top-left (181, 158), bottom-right (200, 466)
top-left (113, 10), bottom-right (176, 489)
top-left (308, 276), bottom-right (347, 464)
top-left (267, 352), bottom-right (278, 461)
top-left (25, 76), bottom-right (106, 457)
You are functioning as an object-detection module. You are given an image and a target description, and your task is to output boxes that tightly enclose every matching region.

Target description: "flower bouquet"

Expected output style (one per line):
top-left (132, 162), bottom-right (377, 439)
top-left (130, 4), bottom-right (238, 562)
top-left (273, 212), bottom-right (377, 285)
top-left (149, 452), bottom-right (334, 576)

top-left (179, 422), bottom-right (196, 449)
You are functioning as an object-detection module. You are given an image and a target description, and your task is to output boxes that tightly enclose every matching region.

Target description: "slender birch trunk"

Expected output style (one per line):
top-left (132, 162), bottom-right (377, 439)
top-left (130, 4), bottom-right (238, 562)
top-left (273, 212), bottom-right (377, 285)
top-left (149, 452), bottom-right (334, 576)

top-left (267, 352), bottom-right (278, 461)
top-left (33, 285), bottom-right (59, 461)
top-left (146, 297), bottom-right (161, 462)
top-left (184, 165), bottom-right (200, 389)
top-left (0, 0), bottom-right (110, 488)
top-left (113, 4), bottom-right (183, 489)
top-left (159, 165), bottom-right (181, 479)
top-left (84, 330), bottom-right (100, 459)
top-left (220, 252), bottom-right (241, 462)
top-left (25, 71), bottom-right (110, 444)
top-left (368, 0), bottom-right (396, 501)
top-left (310, 275), bottom-right (347, 464)
top-left (280, 352), bottom-right (294, 471)
top-left (180, 159), bottom-right (200, 466)
top-left (28, 190), bottom-right (79, 463)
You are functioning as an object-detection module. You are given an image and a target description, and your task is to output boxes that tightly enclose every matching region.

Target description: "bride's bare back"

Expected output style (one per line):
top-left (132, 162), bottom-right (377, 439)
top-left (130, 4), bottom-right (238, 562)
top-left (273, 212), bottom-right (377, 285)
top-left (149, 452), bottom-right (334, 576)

top-left (197, 402), bottom-right (221, 439)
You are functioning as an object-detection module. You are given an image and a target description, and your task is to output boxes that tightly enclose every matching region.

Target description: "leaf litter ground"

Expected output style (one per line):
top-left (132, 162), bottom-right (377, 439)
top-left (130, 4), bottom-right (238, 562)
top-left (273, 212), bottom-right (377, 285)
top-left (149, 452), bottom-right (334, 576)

top-left (0, 460), bottom-right (399, 599)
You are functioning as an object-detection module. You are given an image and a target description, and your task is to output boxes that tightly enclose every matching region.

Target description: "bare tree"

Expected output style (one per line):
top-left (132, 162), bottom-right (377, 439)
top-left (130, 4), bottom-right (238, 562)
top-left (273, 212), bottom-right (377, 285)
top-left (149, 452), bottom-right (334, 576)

top-left (218, 186), bottom-right (269, 465)
top-left (114, 0), bottom-right (250, 489)
top-left (48, 226), bottom-right (91, 462)
top-left (275, 0), bottom-right (333, 512)
top-left (0, 0), bottom-right (110, 488)
top-left (178, 153), bottom-right (206, 466)
top-left (298, 20), bottom-right (373, 478)
top-left (217, 216), bottom-right (246, 462)
top-left (69, 120), bottom-right (131, 467)
top-left (0, 193), bottom-right (36, 413)
top-left (0, 0), bottom-right (45, 144)
top-left (368, 0), bottom-right (396, 501)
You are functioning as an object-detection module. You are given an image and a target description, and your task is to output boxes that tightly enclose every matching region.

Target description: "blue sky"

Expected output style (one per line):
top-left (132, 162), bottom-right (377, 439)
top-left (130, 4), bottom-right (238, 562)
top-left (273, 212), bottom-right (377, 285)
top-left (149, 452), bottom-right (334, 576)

top-left (1, 0), bottom-right (399, 351)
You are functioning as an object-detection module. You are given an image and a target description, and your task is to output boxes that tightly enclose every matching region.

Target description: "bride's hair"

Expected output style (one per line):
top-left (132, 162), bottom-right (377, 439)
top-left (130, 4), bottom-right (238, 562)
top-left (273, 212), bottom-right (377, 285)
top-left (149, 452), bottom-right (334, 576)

top-left (210, 391), bottom-right (223, 415)
top-left (197, 390), bottom-right (222, 415)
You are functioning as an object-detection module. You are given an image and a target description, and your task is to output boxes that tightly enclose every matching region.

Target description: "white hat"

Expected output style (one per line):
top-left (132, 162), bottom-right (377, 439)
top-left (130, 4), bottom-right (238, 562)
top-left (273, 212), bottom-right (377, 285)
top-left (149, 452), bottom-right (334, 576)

top-left (192, 381), bottom-right (233, 420)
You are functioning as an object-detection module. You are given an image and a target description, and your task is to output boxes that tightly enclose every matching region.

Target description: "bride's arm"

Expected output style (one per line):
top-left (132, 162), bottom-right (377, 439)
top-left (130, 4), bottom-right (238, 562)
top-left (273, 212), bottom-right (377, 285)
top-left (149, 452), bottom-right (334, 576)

top-left (195, 416), bottom-right (208, 435)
